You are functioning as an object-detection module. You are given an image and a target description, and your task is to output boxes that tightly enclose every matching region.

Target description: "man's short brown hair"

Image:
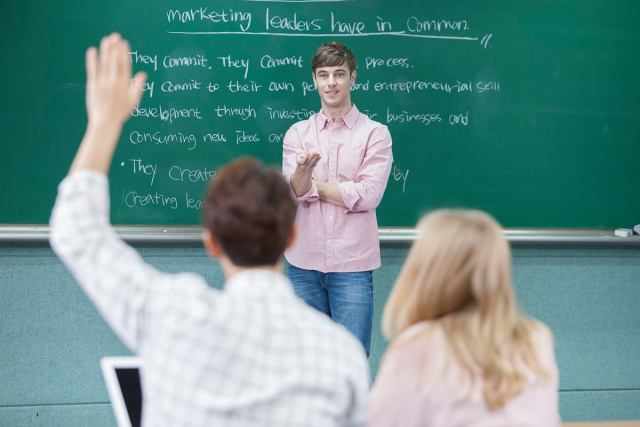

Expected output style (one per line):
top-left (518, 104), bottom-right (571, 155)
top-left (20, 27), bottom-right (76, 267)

top-left (311, 42), bottom-right (357, 75)
top-left (202, 157), bottom-right (296, 267)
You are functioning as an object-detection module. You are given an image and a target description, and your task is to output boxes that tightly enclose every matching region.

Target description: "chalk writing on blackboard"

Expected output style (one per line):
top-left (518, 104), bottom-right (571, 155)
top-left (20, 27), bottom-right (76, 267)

top-left (131, 103), bottom-right (203, 122)
top-left (214, 105), bottom-right (256, 120)
top-left (129, 131), bottom-right (199, 150)
top-left (116, 4), bottom-right (501, 220)
top-left (161, 80), bottom-right (202, 93)
top-left (217, 56), bottom-right (250, 78)
top-left (266, 107), bottom-right (315, 121)
top-left (227, 80), bottom-right (262, 92)
top-left (166, 8), bottom-right (491, 47)
top-left (391, 164), bottom-right (409, 193)
top-left (235, 131), bottom-right (260, 144)
top-left (125, 191), bottom-right (178, 210)
top-left (260, 55), bottom-right (305, 69)
top-left (167, 8), bottom-right (252, 32)
top-left (169, 166), bottom-right (216, 182)
top-left (129, 159), bottom-right (157, 186)
top-left (387, 109), bottom-right (442, 126)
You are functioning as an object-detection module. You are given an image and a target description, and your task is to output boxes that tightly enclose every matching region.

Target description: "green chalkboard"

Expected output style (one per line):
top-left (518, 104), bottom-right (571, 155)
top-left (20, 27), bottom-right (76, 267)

top-left (1, 0), bottom-right (639, 228)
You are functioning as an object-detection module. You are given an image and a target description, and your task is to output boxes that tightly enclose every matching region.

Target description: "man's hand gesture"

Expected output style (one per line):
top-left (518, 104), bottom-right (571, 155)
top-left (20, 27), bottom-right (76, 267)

top-left (290, 151), bottom-right (321, 197)
top-left (296, 151), bottom-right (321, 171)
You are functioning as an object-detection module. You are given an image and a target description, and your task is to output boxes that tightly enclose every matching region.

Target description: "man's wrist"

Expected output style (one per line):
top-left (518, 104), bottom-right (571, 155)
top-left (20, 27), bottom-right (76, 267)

top-left (294, 165), bottom-right (314, 177)
top-left (290, 170), bottom-right (312, 197)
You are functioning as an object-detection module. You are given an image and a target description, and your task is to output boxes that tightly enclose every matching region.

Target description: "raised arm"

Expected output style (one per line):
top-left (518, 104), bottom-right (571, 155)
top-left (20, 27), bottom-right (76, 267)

top-left (49, 34), bottom-right (206, 352)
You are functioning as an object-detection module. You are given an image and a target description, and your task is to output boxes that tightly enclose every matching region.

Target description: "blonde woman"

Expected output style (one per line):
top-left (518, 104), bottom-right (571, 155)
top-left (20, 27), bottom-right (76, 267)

top-left (369, 210), bottom-right (561, 426)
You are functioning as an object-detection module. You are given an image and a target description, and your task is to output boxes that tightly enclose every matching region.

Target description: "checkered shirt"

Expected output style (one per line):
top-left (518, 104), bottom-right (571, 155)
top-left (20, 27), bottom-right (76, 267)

top-left (50, 171), bottom-right (370, 427)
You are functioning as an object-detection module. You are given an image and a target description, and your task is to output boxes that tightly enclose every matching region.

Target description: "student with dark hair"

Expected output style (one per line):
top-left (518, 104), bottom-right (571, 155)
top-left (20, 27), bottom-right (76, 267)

top-left (50, 33), bottom-right (369, 427)
top-left (282, 42), bottom-right (393, 357)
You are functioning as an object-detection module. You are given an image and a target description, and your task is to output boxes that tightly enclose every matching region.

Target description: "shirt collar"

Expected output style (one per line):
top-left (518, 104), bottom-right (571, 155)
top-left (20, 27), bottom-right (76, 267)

top-left (224, 269), bottom-right (295, 297)
top-left (315, 104), bottom-right (360, 131)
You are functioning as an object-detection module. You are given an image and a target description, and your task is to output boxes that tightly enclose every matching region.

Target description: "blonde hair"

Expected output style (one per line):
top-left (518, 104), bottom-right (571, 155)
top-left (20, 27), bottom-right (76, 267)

top-left (382, 210), bottom-right (550, 410)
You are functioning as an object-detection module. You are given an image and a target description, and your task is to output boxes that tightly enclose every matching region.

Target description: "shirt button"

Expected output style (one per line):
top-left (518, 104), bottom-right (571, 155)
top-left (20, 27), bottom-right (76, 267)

top-left (328, 239), bottom-right (332, 242)
top-left (331, 149), bottom-right (335, 153)
top-left (331, 172), bottom-right (335, 176)
top-left (329, 216), bottom-right (333, 220)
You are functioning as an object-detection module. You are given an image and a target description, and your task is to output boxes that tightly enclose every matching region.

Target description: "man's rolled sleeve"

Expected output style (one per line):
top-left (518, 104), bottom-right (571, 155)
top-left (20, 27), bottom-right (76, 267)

top-left (339, 126), bottom-right (393, 213)
top-left (297, 181), bottom-right (320, 202)
top-left (337, 181), bottom-right (360, 211)
top-left (282, 172), bottom-right (320, 204)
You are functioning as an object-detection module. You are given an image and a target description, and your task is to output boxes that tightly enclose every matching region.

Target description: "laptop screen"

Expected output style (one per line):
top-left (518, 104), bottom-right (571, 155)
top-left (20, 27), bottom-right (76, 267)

top-left (101, 357), bottom-right (143, 427)
top-left (115, 367), bottom-right (142, 427)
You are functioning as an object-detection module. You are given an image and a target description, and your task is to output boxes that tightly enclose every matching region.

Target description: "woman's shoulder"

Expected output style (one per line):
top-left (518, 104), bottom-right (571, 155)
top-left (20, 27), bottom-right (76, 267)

top-left (520, 317), bottom-right (554, 348)
top-left (384, 322), bottom-right (449, 369)
top-left (377, 322), bottom-right (448, 389)
top-left (393, 321), bottom-right (444, 347)
top-left (529, 318), bottom-right (558, 362)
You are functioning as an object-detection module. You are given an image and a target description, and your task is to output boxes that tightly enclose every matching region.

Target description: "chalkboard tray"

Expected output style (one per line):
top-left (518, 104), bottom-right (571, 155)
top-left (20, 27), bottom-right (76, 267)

top-left (2, 225), bottom-right (640, 245)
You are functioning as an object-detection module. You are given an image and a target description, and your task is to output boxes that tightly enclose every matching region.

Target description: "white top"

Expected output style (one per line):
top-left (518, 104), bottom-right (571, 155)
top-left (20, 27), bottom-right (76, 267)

top-left (50, 171), bottom-right (370, 427)
top-left (368, 322), bottom-right (562, 427)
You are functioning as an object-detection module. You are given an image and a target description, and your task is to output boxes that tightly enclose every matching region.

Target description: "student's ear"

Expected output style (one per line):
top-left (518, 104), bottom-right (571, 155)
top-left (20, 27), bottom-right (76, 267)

top-left (350, 69), bottom-right (357, 85)
top-left (202, 230), bottom-right (224, 258)
top-left (286, 224), bottom-right (298, 250)
top-left (312, 72), bottom-right (317, 88)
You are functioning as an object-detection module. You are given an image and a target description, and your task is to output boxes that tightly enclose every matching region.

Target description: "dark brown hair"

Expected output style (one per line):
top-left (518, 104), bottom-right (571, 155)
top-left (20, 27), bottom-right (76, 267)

top-left (202, 157), bottom-right (296, 267)
top-left (311, 41), bottom-right (357, 75)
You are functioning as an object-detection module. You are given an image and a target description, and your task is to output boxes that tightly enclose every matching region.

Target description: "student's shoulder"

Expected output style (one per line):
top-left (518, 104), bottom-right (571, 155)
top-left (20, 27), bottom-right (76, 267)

top-left (377, 322), bottom-right (445, 383)
top-left (157, 272), bottom-right (223, 312)
top-left (395, 321), bottom-right (442, 345)
top-left (385, 322), bottom-right (447, 364)
top-left (520, 319), bottom-right (560, 384)
top-left (521, 317), bottom-right (554, 344)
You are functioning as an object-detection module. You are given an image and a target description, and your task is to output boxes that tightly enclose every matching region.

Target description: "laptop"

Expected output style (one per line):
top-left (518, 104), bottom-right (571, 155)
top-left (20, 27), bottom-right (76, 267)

top-left (100, 357), bottom-right (143, 427)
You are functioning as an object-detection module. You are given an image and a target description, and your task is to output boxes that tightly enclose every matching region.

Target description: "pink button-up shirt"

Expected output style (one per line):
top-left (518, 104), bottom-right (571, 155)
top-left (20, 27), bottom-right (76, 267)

top-left (282, 105), bottom-right (393, 273)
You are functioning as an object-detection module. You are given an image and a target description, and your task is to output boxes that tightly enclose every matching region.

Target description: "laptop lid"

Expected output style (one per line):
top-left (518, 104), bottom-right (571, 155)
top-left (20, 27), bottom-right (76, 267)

top-left (100, 356), bottom-right (143, 427)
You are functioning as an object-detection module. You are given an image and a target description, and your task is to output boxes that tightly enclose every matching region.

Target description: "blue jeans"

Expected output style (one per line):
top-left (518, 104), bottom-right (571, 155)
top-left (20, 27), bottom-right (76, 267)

top-left (287, 263), bottom-right (373, 357)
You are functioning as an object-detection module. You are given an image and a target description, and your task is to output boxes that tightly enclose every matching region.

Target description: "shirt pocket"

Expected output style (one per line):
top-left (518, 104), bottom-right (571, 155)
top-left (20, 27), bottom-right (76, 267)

top-left (338, 145), bottom-right (365, 181)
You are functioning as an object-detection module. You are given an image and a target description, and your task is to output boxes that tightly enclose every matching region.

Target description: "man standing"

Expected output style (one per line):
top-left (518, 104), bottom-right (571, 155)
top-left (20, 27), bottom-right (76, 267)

top-left (282, 42), bottom-right (393, 356)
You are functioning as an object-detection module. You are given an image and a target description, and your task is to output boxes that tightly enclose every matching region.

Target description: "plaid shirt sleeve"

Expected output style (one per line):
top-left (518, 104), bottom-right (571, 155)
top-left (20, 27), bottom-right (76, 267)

top-left (49, 170), bottom-right (188, 352)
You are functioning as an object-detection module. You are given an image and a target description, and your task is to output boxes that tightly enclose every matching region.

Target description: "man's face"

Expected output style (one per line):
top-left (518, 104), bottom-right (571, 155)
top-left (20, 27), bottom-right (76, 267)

top-left (312, 63), bottom-right (356, 111)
